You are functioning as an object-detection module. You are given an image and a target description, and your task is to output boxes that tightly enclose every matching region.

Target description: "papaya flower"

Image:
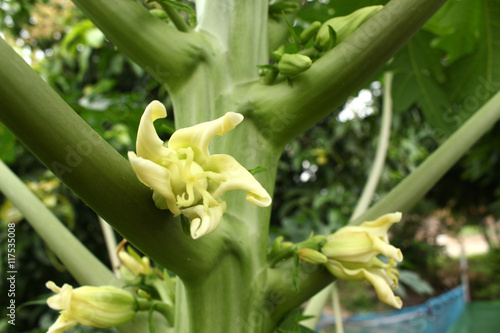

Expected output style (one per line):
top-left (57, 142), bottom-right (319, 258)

top-left (321, 212), bottom-right (403, 308)
top-left (45, 281), bottom-right (137, 332)
top-left (128, 101), bottom-right (272, 239)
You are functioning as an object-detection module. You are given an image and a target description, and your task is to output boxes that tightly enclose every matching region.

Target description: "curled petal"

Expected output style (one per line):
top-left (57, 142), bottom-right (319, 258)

top-left (46, 281), bottom-right (62, 294)
top-left (325, 260), bottom-right (402, 309)
top-left (181, 202), bottom-right (227, 239)
top-left (168, 112), bottom-right (244, 165)
top-left (47, 311), bottom-right (78, 333)
top-left (46, 283), bottom-right (73, 311)
top-left (364, 269), bottom-right (403, 309)
top-left (204, 154), bottom-right (272, 207)
top-left (128, 152), bottom-right (180, 215)
top-left (358, 212), bottom-right (402, 237)
top-left (136, 101), bottom-right (171, 163)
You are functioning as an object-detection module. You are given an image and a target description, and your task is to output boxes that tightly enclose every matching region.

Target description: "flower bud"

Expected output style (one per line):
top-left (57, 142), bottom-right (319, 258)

top-left (300, 21), bottom-right (322, 44)
top-left (298, 248), bottom-right (328, 264)
top-left (315, 6), bottom-right (383, 51)
top-left (46, 281), bottom-right (137, 332)
top-left (277, 53), bottom-right (312, 76)
top-left (271, 45), bottom-right (286, 62)
top-left (269, 1), bottom-right (300, 15)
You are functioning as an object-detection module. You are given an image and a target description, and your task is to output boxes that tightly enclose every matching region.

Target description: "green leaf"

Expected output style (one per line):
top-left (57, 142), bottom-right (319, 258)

top-left (389, 0), bottom-right (500, 134)
top-left (390, 32), bottom-right (452, 133)
top-left (424, 0), bottom-right (482, 63)
top-left (282, 11), bottom-right (301, 47)
top-left (247, 165), bottom-right (268, 175)
top-left (441, 0), bottom-right (500, 130)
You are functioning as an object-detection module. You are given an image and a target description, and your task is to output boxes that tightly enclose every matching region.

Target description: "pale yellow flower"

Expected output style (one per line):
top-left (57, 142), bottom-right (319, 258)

top-left (321, 212), bottom-right (403, 308)
top-left (128, 101), bottom-right (272, 239)
top-left (46, 281), bottom-right (137, 332)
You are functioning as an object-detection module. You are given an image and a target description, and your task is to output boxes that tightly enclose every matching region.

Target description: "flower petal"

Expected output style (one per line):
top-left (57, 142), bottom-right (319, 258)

top-left (168, 112), bottom-right (244, 165)
top-left (47, 311), bottom-right (78, 333)
top-left (203, 154), bottom-right (272, 207)
top-left (323, 231), bottom-right (403, 263)
top-left (363, 269), bottom-right (403, 309)
top-left (181, 202), bottom-right (226, 239)
top-left (325, 260), bottom-right (402, 309)
top-left (322, 231), bottom-right (379, 262)
top-left (359, 212), bottom-right (402, 237)
top-left (128, 152), bottom-right (180, 215)
top-left (135, 101), bottom-right (171, 163)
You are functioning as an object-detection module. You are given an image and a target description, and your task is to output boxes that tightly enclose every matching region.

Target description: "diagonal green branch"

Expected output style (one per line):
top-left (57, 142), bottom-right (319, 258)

top-left (0, 159), bottom-right (118, 287)
top-left (246, 0), bottom-right (447, 147)
top-left (350, 89), bottom-right (500, 226)
top-left (72, 0), bottom-right (205, 89)
top-left (0, 38), bottom-right (222, 278)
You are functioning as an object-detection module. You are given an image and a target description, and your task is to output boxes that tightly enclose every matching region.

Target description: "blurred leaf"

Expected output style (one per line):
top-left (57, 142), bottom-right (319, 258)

top-left (397, 269), bottom-right (434, 297)
top-left (424, 0), bottom-right (482, 63)
top-left (390, 32), bottom-right (451, 133)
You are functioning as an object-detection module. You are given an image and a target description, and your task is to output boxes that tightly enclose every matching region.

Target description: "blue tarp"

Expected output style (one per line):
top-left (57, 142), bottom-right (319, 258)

top-left (317, 286), bottom-right (465, 333)
top-left (447, 300), bottom-right (500, 333)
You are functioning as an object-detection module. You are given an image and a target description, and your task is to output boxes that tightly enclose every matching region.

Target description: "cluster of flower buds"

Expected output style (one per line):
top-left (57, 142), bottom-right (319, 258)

top-left (292, 212), bottom-right (404, 309)
top-left (261, 5), bottom-right (383, 84)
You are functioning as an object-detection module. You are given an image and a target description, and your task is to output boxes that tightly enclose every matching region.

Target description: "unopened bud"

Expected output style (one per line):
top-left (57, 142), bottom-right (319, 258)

top-left (315, 6), bottom-right (383, 51)
top-left (277, 53), bottom-right (312, 76)
top-left (272, 45), bottom-right (286, 62)
top-left (300, 21), bottom-right (322, 44)
top-left (298, 248), bottom-right (328, 264)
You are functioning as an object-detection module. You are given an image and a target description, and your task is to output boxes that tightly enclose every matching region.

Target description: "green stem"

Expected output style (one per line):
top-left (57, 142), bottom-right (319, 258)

top-left (137, 298), bottom-right (175, 326)
top-left (72, 0), bottom-right (204, 89)
top-left (247, 0), bottom-right (447, 147)
top-left (351, 71), bottom-right (393, 220)
top-left (0, 160), bottom-right (117, 286)
top-left (98, 216), bottom-right (121, 277)
top-left (332, 282), bottom-right (344, 333)
top-left (0, 38), bottom-right (217, 278)
top-left (268, 236), bottom-right (326, 267)
top-left (195, 0), bottom-right (268, 83)
top-left (159, 2), bottom-right (190, 32)
top-left (350, 89), bottom-right (500, 225)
